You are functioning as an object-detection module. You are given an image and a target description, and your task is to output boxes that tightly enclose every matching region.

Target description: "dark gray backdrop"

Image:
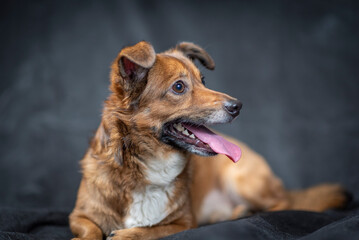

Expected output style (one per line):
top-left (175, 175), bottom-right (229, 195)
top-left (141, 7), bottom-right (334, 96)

top-left (1, 0), bottom-right (358, 210)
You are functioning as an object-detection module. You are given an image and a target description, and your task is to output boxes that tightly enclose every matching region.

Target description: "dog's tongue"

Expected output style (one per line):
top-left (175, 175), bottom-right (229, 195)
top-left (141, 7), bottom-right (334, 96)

top-left (183, 124), bottom-right (241, 163)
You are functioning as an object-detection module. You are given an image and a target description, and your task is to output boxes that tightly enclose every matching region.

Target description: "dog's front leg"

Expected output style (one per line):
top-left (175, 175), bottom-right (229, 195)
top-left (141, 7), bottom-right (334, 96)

top-left (69, 214), bottom-right (103, 240)
top-left (107, 224), bottom-right (189, 240)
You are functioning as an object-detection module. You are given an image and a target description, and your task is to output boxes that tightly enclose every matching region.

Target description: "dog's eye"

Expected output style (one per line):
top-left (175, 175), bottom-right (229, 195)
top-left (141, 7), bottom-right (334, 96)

top-left (172, 81), bottom-right (185, 94)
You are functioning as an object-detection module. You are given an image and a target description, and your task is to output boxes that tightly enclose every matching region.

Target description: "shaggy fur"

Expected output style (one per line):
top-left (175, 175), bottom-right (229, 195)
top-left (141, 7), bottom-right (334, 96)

top-left (69, 41), bottom-right (349, 240)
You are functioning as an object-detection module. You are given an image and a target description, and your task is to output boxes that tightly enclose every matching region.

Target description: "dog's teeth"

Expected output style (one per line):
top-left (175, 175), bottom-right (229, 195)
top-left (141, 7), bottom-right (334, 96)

top-left (183, 129), bottom-right (189, 136)
top-left (189, 134), bottom-right (195, 139)
top-left (174, 123), bottom-right (182, 131)
top-left (178, 124), bottom-right (184, 131)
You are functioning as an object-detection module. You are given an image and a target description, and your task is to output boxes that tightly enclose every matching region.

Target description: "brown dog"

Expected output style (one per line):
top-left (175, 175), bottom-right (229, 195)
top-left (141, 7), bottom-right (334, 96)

top-left (69, 41), bottom-right (348, 240)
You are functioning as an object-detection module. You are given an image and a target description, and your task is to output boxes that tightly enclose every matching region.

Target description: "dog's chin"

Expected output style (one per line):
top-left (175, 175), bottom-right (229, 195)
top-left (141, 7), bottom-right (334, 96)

top-left (160, 120), bottom-right (217, 157)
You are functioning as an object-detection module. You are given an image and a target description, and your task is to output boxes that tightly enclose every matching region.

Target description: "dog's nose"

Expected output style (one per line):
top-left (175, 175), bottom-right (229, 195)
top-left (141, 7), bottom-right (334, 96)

top-left (224, 100), bottom-right (242, 118)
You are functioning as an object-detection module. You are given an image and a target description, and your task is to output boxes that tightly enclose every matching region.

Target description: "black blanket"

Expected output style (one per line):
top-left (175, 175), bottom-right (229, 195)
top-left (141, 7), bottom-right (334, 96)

top-left (1, 204), bottom-right (358, 240)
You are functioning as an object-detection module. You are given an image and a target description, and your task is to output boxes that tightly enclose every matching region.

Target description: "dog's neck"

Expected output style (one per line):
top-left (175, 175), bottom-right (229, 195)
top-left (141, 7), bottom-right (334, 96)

top-left (142, 151), bottom-right (188, 186)
top-left (93, 114), bottom-right (188, 186)
top-left (119, 127), bottom-right (188, 184)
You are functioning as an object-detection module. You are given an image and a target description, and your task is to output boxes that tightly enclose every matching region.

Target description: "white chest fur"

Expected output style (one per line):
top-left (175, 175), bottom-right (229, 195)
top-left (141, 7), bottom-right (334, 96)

top-left (124, 152), bottom-right (186, 228)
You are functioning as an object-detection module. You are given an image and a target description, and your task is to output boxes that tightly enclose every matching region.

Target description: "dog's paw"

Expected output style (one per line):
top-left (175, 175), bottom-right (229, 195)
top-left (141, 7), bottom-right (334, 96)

top-left (107, 228), bottom-right (141, 240)
top-left (231, 204), bottom-right (250, 220)
top-left (332, 185), bottom-right (353, 209)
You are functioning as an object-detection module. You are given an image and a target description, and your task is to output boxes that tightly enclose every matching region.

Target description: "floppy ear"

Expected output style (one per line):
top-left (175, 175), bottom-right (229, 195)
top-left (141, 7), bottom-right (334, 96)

top-left (113, 41), bottom-right (156, 97)
top-left (175, 42), bottom-right (215, 70)
top-left (119, 41), bottom-right (156, 79)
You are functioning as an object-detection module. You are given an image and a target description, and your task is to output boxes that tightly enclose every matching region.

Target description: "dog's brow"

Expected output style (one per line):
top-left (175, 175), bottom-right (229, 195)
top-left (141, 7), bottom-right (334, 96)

top-left (179, 73), bottom-right (188, 79)
top-left (163, 53), bottom-right (197, 78)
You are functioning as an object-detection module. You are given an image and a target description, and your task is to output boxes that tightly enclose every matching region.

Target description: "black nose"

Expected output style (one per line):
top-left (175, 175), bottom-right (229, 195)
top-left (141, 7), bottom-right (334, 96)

top-left (224, 100), bottom-right (242, 118)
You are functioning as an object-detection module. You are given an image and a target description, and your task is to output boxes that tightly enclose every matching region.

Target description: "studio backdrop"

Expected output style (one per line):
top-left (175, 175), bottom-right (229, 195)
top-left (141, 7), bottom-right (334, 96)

top-left (0, 0), bottom-right (358, 210)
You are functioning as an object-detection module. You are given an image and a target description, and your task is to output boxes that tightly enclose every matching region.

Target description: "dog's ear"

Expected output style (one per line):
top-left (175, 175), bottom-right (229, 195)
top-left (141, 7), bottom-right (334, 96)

top-left (112, 41), bottom-right (156, 101)
top-left (118, 41), bottom-right (156, 80)
top-left (175, 42), bottom-right (215, 70)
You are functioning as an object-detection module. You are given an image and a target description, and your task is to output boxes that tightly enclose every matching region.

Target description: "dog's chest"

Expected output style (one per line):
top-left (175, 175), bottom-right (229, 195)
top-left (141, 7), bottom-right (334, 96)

top-left (124, 153), bottom-right (186, 228)
top-left (124, 185), bottom-right (174, 228)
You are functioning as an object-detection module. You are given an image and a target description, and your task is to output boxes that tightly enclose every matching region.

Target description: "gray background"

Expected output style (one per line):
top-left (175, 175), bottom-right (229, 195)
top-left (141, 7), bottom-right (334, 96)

top-left (0, 0), bottom-right (358, 210)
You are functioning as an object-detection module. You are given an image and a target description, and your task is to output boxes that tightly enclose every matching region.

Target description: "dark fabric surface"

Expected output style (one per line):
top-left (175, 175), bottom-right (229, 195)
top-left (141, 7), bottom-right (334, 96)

top-left (0, 208), bottom-right (72, 240)
top-left (1, 204), bottom-right (358, 240)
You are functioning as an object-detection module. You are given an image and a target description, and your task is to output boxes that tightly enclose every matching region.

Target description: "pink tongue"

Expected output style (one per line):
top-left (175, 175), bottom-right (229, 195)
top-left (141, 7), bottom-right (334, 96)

top-left (183, 124), bottom-right (241, 163)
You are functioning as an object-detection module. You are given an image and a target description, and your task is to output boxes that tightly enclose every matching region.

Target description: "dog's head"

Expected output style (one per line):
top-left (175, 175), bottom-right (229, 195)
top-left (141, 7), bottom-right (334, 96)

top-left (109, 41), bottom-right (242, 161)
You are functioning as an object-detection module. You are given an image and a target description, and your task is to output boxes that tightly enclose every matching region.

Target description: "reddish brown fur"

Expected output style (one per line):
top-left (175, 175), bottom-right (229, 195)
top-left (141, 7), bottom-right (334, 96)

top-left (70, 41), bottom-right (349, 240)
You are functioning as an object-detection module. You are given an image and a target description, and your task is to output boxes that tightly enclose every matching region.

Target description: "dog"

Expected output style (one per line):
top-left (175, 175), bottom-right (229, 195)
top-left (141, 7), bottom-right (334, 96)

top-left (69, 41), bottom-right (349, 240)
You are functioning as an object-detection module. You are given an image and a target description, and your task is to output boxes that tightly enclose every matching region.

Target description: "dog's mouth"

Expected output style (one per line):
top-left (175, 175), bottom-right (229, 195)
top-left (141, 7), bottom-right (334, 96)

top-left (161, 121), bottom-right (241, 162)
